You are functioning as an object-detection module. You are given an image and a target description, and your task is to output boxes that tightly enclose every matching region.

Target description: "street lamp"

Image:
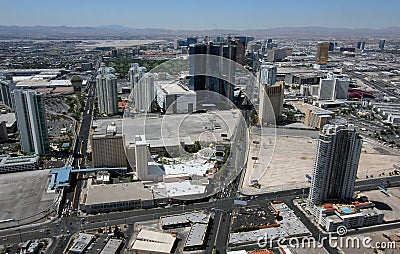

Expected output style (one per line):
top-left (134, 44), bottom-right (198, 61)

top-left (17, 219), bottom-right (23, 243)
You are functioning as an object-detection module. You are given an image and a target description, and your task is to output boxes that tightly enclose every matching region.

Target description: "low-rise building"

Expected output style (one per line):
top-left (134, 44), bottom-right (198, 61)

top-left (184, 223), bottom-right (209, 251)
top-left (304, 108), bottom-right (335, 130)
top-left (155, 80), bottom-right (196, 114)
top-left (100, 239), bottom-right (123, 254)
top-left (0, 112), bottom-right (17, 133)
top-left (372, 102), bottom-right (400, 125)
top-left (80, 182), bottom-right (154, 214)
top-left (313, 203), bottom-right (384, 232)
top-left (26, 240), bottom-right (40, 254)
top-left (69, 233), bottom-right (94, 254)
top-left (131, 229), bottom-right (177, 254)
top-left (0, 154), bottom-right (40, 173)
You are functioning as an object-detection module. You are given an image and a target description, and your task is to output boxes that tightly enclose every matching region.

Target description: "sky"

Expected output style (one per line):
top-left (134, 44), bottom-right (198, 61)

top-left (1, 0), bottom-right (399, 30)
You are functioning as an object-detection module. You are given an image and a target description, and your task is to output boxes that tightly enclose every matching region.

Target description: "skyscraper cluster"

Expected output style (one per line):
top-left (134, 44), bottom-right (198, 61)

top-left (318, 73), bottom-right (350, 100)
top-left (188, 40), bottom-right (243, 102)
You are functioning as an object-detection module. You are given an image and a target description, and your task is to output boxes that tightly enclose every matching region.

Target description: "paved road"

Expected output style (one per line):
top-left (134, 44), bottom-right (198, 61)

top-left (1, 175), bottom-right (400, 253)
top-left (349, 72), bottom-right (400, 99)
top-left (63, 73), bottom-right (96, 216)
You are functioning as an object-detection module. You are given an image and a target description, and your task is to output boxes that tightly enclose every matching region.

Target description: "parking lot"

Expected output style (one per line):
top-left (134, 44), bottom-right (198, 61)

top-left (231, 205), bottom-right (278, 232)
top-left (359, 187), bottom-right (400, 221)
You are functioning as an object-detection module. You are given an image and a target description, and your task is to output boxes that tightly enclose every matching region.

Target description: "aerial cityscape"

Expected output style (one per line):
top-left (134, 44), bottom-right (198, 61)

top-left (1, 1), bottom-right (400, 254)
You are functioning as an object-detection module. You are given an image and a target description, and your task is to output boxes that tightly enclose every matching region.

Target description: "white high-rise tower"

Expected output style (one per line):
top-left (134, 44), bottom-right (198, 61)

top-left (12, 90), bottom-right (50, 155)
top-left (308, 124), bottom-right (362, 206)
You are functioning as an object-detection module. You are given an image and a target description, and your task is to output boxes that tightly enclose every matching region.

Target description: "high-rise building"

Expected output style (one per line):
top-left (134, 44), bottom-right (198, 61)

top-left (96, 72), bottom-right (118, 115)
top-left (379, 39), bottom-right (386, 50)
top-left (318, 73), bottom-right (349, 100)
top-left (328, 42), bottom-right (335, 51)
top-left (318, 79), bottom-right (335, 100)
top-left (96, 64), bottom-right (118, 115)
top-left (173, 39), bottom-right (187, 49)
top-left (12, 90), bottom-right (50, 155)
top-left (70, 75), bottom-right (82, 93)
top-left (134, 135), bottom-right (149, 181)
top-left (134, 73), bottom-right (155, 113)
top-left (91, 122), bottom-right (127, 168)
top-left (304, 109), bottom-right (335, 130)
top-left (308, 124), bottom-right (362, 206)
top-left (186, 37), bottom-right (198, 45)
top-left (334, 78), bottom-right (350, 100)
top-left (128, 63), bottom-right (140, 88)
top-left (230, 39), bottom-right (245, 65)
top-left (258, 83), bottom-right (284, 125)
top-left (188, 43), bottom-right (207, 92)
top-left (266, 48), bottom-right (287, 62)
top-left (189, 41), bottom-right (238, 102)
top-left (259, 64), bottom-right (277, 86)
top-left (0, 81), bottom-right (12, 107)
top-left (357, 41), bottom-right (366, 50)
top-left (0, 121), bottom-right (7, 142)
top-left (316, 42), bottom-right (330, 65)
top-left (234, 36), bottom-right (254, 47)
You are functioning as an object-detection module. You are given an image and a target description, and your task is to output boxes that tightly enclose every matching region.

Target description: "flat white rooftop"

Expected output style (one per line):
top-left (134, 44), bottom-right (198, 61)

top-left (132, 229), bottom-right (176, 254)
top-left (137, 229), bottom-right (176, 244)
top-left (156, 80), bottom-right (194, 94)
top-left (163, 162), bottom-right (213, 176)
top-left (164, 180), bottom-right (207, 197)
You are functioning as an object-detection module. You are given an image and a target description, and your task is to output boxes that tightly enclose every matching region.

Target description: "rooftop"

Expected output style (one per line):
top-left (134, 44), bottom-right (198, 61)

top-left (163, 162), bottom-right (214, 176)
top-left (85, 182), bottom-right (153, 206)
top-left (137, 229), bottom-right (176, 244)
top-left (164, 180), bottom-right (208, 197)
top-left (184, 223), bottom-right (209, 248)
top-left (69, 233), bottom-right (94, 253)
top-left (160, 212), bottom-right (210, 227)
top-left (156, 80), bottom-right (194, 94)
top-left (92, 118), bottom-right (123, 137)
top-left (99, 239), bottom-right (123, 254)
top-left (123, 110), bottom-right (240, 149)
top-left (0, 154), bottom-right (39, 166)
top-left (0, 113), bottom-right (16, 128)
top-left (132, 229), bottom-right (176, 254)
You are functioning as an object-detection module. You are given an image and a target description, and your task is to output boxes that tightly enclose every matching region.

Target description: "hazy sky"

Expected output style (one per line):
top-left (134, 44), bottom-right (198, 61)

top-left (1, 0), bottom-right (399, 29)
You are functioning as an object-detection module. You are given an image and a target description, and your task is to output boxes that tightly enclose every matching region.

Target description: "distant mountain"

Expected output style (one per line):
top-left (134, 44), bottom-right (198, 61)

top-left (0, 25), bottom-right (399, 39)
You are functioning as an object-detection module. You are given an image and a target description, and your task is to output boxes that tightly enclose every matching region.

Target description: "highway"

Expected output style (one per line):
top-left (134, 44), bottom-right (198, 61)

top-left (349, 71), bottom-right (400, 100)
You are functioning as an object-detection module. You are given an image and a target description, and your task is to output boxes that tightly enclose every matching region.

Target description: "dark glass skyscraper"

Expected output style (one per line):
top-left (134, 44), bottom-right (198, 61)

top-left (379, 39), bottom-right (386, 50)
top-left (189, 41), bottom-right (239, 102)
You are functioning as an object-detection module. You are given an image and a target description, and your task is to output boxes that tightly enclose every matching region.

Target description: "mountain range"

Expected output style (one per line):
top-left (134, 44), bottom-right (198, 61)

top-left (0, 25), bottom-right (399, 39)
